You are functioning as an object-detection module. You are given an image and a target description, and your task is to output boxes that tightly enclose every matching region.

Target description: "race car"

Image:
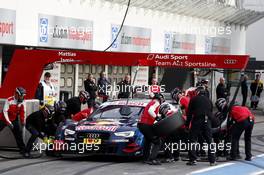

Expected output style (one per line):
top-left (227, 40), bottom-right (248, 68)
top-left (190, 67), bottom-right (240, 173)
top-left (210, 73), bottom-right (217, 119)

top-left (53, 99), bottom-right (151, 157)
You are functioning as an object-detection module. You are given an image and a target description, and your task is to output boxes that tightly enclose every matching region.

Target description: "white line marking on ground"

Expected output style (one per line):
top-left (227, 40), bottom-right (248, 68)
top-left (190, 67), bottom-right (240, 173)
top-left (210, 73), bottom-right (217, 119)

top-left (250, 170), bottom-right (264, 175)
top-left (188, 163), bottom-right (235, 175)
top-left (256, 154), bottom-right (264, 158)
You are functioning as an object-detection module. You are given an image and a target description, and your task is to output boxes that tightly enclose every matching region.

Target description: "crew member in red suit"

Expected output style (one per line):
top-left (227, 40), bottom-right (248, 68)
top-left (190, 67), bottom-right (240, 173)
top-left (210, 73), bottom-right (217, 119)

top-left (0, 87), bottom-right (27, 155)
top-left (138, 93), bottom-right (165, 165)
top-left (215, 98), bottom-right (254, 161)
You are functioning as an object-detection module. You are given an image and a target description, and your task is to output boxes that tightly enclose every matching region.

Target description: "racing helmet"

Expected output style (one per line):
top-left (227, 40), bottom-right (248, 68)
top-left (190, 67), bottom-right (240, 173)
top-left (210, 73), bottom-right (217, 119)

top-left (152, 93), bottom-right (165, 103)
top-left (201, 79), bottom-right (209, 85)
top-left (15, 87), bottom-right (26, 103)
top-left (195, 86), bottom-right (207, 96)
top-left (215, 98), bottom-right (227, 112)
top-left (79, 90), bottom-right (90, 104)
top-left (171, 88), bottom-right (182, 102)
top-left (55, 101), bottom-right (67, 113)
top-left (42, 104), bottom-right (55, 119)
top-left (159, 102), bottom-right (171, 116)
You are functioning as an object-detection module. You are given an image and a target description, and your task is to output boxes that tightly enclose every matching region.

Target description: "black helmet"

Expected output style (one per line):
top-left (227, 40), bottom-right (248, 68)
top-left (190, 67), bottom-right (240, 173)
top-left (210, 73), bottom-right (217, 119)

top-left (215, 98), bottom-right (227, 112)
top-left (79, 90), bottom-right (90, 104)
top-left (195, 86), bottom-right (206, 96)
top-left (153, 93), bottom-right (165, 103)
top-left (171, 88), bottom-right (182, 102)
top-left (159, 102), bottom-right (171, 116)
top-left (15, 87), bottom-right (26, 102)
top-left (43, 104), bottom-right (55, 119)
top-left (55, 101), bottom-right (67, 113)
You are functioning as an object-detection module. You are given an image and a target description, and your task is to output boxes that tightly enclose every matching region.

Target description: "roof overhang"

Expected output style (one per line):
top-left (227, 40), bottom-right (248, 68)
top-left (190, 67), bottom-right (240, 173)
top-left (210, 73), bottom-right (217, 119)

top-left (102, 0), bottom-right (264, 26)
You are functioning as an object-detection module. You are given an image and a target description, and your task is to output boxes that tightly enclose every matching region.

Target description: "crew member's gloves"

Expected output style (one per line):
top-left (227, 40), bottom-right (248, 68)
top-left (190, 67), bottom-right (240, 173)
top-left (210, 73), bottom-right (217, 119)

top-left (8, 123), bottom-right (14, 129)
top-left (155, 116), bottom-right (162, 122)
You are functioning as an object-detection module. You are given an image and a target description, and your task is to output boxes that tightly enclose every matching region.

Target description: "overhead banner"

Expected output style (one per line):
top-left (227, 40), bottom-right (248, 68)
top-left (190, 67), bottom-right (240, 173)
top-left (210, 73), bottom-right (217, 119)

top-left (38, 14), bottom-right (93, 50)
top-left (111, 24), bottom-right (151, 86)
top-left (0, 8), bottom-right (16, 44)
top-left (0, 49), bottom-right (249, 99)
top-left (164, 32), bottom-right (196, 54)
top-left (111, 24), bottom-right (151, 52)
top-left (205, 37), bottom-right (230, 54)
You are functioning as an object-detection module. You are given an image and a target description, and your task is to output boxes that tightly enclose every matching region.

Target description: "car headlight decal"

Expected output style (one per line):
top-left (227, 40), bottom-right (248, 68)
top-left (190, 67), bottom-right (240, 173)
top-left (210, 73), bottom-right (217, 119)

top-left (114, 131), bottom-right (135, 137)
top-left (64, 129), bottom-right (76, 136)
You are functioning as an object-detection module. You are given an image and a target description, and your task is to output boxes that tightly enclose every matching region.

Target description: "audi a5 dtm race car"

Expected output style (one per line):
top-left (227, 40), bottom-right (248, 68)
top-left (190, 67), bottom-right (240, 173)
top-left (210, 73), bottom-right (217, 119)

top-left (53, 99), bottom-right (151, 157)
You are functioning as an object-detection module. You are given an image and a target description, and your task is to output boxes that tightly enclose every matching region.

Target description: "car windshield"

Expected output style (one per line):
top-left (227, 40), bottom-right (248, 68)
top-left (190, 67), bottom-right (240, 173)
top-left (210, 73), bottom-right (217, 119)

top-left (90, 105), bottom-right (144, 120)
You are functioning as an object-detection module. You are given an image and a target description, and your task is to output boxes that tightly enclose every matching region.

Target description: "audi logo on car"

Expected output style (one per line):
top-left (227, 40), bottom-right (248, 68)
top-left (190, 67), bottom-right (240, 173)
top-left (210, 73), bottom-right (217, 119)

top-left (87, 133), bottom-right (100, 139)
top-left (224, 59), bottom-right (237, 65)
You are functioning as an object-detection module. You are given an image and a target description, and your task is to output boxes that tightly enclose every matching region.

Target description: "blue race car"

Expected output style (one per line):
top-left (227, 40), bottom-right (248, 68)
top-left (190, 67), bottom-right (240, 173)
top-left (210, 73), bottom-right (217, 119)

top-left (53, 99), bottom-right (150, 157)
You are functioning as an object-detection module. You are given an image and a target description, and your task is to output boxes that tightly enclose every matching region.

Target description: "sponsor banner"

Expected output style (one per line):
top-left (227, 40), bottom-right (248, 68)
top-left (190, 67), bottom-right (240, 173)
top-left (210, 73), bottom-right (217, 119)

top-left (0, 49), bottom-right (249, 98)
top-left (111, 24), bottom-right (151, 52)
top-left (38, 14), bottom-right (93, 50)
top-left (164, 32), bottom-right (196, 54)
top-left (0, 8), bottom-right (16, 44)
top-left (205, 37), bottom-right (230, 54)
top-left (111, 24), bottom-right (151, 86)
top-left (76, 125), bottom-right (119, 132)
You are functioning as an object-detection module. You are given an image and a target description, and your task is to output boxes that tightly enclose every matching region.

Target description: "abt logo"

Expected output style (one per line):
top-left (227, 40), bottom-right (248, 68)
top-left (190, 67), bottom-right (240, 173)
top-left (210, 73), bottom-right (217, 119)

top-left (224, 59), bottom-right (237, 65)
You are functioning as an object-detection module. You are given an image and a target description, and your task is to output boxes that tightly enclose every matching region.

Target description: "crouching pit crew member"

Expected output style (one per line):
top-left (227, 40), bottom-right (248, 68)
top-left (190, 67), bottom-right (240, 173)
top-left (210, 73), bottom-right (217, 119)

top-left (0, 87), bottom-right (27, 156)
top-left (215, 98), bottom-right (255, 161)
top-left (185, 87), bottom-right (216, 166)
top-left (25, 104), bottom-right (55, 157)
top-left (66, 90), bottom-right (90, 118)
top-left (138, 93), bottom-right (165, 165)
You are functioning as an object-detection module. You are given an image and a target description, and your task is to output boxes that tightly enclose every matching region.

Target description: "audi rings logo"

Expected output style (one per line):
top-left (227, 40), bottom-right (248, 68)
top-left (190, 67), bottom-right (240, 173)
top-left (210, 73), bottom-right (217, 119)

top-left (224, 59), bottom-right (237, 65)
top-left (87, 133), bottom-right (100, 139)
top-left (147, 54), bottom-right (155, 60)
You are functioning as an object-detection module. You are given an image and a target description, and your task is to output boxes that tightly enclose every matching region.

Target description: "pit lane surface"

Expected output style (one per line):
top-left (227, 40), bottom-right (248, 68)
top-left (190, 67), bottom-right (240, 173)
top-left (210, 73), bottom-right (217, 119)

top-left (1, 112), bottom-right (264, 175)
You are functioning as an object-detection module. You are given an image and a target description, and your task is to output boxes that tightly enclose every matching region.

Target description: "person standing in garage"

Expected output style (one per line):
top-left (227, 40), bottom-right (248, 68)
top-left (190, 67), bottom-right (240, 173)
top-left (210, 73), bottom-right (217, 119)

top-left (241, 74), bottom-right (248, 106)
top-left (98, 71), bottom-right (110, 102)
top-left (250, 74), bottom-right (263, 109)
top-left (216, 77), bottom-right (229, 99)
top-left (84, 73), bottom-right (98, 107)
top-left (117, 74), bottom-right (131, 99)
top-left (35, 72), bottom-right (57, 106)
top-left (0, 87), bottom-right (27, 155)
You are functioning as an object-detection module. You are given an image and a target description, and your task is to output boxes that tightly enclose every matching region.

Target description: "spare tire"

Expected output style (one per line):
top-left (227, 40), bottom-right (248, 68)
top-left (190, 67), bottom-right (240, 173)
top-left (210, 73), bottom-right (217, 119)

top-left (153, 109), bottom-right (184, 137)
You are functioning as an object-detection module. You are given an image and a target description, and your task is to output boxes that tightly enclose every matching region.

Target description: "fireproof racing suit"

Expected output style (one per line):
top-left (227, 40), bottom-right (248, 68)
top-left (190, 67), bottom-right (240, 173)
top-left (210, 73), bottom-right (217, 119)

top-left (65, 97), bottom-right (82, 118)
top-left (186, 95), bottom-right (216, 164)
top-left (25, 110), bottom-right (55, 154)
top-left (72, 107), bottom-right (94, 122)
top-left (138, 99), bottom-right (161, 162)
top-left (0, 96), bottom-right (26, 152)
top-left (229, 106), bottom-right (255, 160)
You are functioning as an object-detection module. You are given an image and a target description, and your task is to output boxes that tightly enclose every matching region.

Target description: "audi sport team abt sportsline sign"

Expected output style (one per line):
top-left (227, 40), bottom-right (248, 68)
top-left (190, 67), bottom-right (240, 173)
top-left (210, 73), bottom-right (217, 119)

top-left (146, 54), bottom-right (239, 68)
top-left (0, 49), bottom-right (249, 99)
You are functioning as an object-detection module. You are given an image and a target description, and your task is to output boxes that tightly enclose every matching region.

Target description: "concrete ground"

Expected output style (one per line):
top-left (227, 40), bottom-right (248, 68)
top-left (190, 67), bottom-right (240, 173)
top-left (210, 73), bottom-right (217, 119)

top-left (0, 109), bottom-right (264, 175)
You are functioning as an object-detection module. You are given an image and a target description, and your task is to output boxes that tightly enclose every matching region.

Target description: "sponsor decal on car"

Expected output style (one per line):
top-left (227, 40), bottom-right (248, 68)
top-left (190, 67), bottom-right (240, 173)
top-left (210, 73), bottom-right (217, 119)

top-left (76, 125), bottom-right (119, 132)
